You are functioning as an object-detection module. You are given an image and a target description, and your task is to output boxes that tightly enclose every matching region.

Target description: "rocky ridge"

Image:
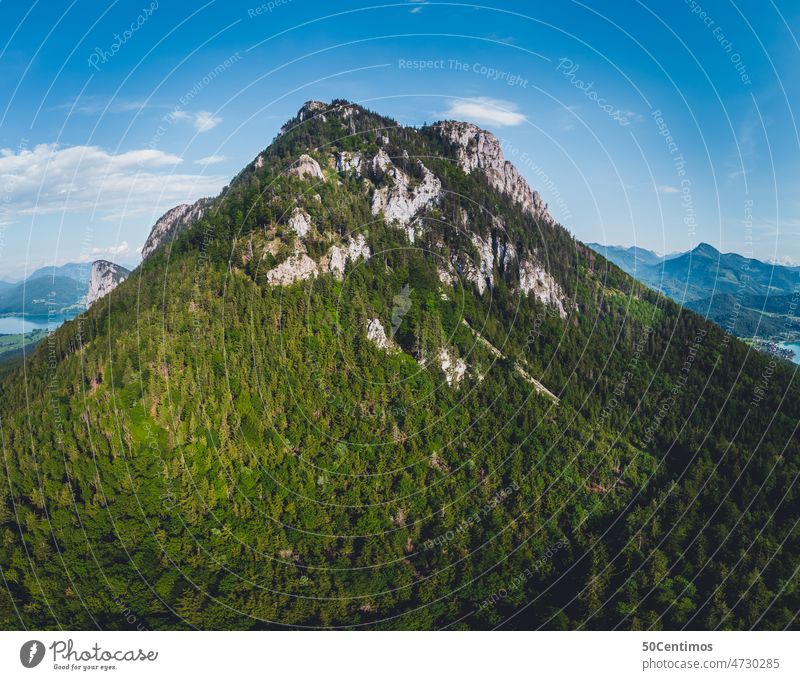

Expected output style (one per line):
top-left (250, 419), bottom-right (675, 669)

top-left (86, 260), bottom-right (130, 307)
top-left (141, 198), bottom-right (212, 260)
top-left (433, 120), bottom-right (552, 222)
top-left (140, 100), bottom-right (569, 320)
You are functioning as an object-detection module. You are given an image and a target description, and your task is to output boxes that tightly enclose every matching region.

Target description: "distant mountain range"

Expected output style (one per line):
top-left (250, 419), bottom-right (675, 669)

top-left (25, 262), bottom-right (94, 284)
top-left (588, 242), bottom-right (800, 340)
top-left (0, 275), bottom-right (87, 316)
top-left (0, 260), bottom-right (134, 319)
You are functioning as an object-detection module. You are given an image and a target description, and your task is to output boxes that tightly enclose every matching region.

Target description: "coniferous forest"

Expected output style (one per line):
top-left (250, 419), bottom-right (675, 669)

top-left (0, 100), bottom-right (798, 631)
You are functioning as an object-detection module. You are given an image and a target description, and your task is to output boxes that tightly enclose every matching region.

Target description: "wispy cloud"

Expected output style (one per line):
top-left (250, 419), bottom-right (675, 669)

top-left (656, 185), bottom-right (680, 194)
top-left (0, 143), bottom-right (224, 224)
top-left (442, 97), bottom-right (525, 127)
top-left (195, 154), bottom-right (227, 166)
top-left (91, 241), bottom-right (130, 257)
top-left (56, 96), bottom-right (150, 115)
top-left (170, 110), bottom-right (222, 132)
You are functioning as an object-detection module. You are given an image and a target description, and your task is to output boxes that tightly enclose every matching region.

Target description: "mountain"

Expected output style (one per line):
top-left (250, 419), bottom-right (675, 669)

top-left (142, 199), bottom-right (213, 260)
top-left (26, 261), bottom-right (93, 284)
top-left (0, 99), bottom-right (798, 631)
top-left (86, 260), bottom-right (130, 307)
top-left (0, 261), bottom-right (134, 319)
top-left (656, 243), bottom-right (800, 301)
top-left (0, 275), bottom-right (87, 315)
top-left (586, 243), bottom-right (665, 275)
top-left (594, 241), bottom-right (800, 302)
top-left (591, 242), bottom-right (800, 340)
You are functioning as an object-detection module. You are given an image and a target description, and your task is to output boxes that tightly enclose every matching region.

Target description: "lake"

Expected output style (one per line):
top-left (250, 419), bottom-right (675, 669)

top-left (0, 313), bottom-right (74, 335)
top-left (779, 342), bottom-right (800, 365)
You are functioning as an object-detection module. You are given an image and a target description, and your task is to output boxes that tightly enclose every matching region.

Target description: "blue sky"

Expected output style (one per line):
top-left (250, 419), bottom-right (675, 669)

top-left (0, 0), bottom-right (798, 279)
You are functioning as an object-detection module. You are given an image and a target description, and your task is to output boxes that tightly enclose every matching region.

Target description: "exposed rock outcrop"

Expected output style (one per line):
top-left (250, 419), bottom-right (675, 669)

top-left (86, 260), bottom-right (129, 307)
top-left (142, 198), bottom-right (211, 260)
top-left (288, 208), bottom-right (312, 238)
top-left (471, 234), bottom-right (495, 293)
top-left (494, 224), bottom-right (517, 273)
top-left (433, 121), bottom-right (552, 221)
top-left (265, 253), bottom-right (319, 286)
top-left (519, 257), bottom-right (568, 319)
top-left (279, 100), bottom-right (328, 136)
top-left (370, 151), bottom-right (442, 228)
top-left (438, 346), bottom-right (467, 387)
top-left (335, 151), bottom-right (362, 175)
top-left (264, 234), bottom-right (371, 286)
top-left (366, 318), bottom-right (396, 351)
top-left (323, 234), bottom-right (371, 280)
top-left (287, 154), bottom-right (325, 180)
top-left (461, 319), bottom-right (559, 403)
top-left (298, 100), bottom-right (327, 121)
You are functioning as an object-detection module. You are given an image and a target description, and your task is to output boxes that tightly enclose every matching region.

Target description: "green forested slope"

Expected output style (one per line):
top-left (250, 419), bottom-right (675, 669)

top-left (0, 101), bottom-right (797, 630)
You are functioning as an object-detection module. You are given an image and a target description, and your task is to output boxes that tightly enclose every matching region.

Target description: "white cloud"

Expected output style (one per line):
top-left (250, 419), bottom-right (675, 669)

top-left (91, 241), bottom-right (130, 257)
top-left (170, 110), bottom-right (222, 132)
top-left (195, 154), bottom-right (227, 166)
top-left (0, 143), bottom-right (225, 224)
top-left (656, 185), bottom-right (680, 194)
top-left (442, 97), bottom-right (525, 127)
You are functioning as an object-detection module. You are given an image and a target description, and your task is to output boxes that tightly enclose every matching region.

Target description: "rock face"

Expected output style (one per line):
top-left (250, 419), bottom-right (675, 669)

top-left (264, 234), bottom-right (372, 286)
top-left (298, 100), bottom-right (327, 121)
top-left (471, 234), bottom-right (495, 294)
top-left (287, 154), bottom-right (325, 180)
top-left (323, 234), bottom-right (371, 280)
top-left (519, 257), bottom-right (568, 318)
top-left (279, 100), bottom-right (328, 136)
top-left (438, 346), bottom-right (467, 387)
top-left (335, 151), bottom-right (362, 175)
top-left (366, 318), bottom-right (396, 351)
top-left (433, 121), bottom-right (552, 221)
top-left (142, 198), bottom-right (211, 261)
top-left (437, 265), bottom-right (456, 287)
top-left (86, 260), bottom-right (130, 307)
top-left (288, 208), bottom-right (312, 238)
top-left (265, 253), bottom-right (319, 286)
top-left (370, 149), bottom-right (442, 229)
top-left (146, 101), bottom-right (567, 323)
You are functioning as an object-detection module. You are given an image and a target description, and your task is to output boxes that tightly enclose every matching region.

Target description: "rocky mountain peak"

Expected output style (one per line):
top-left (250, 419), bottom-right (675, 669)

top-left (141, 197), bottom-right (211, 261)
top-left (431, 120), bottom-right (552, 222)
top-left (139, 99), bottom-right (568, 319)
top-left (86, 260), bottom-right (129, 307)
top-left (298, 99), bottom-right (327, 120)
top-left (279, 99), bottom-right (369, 137)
